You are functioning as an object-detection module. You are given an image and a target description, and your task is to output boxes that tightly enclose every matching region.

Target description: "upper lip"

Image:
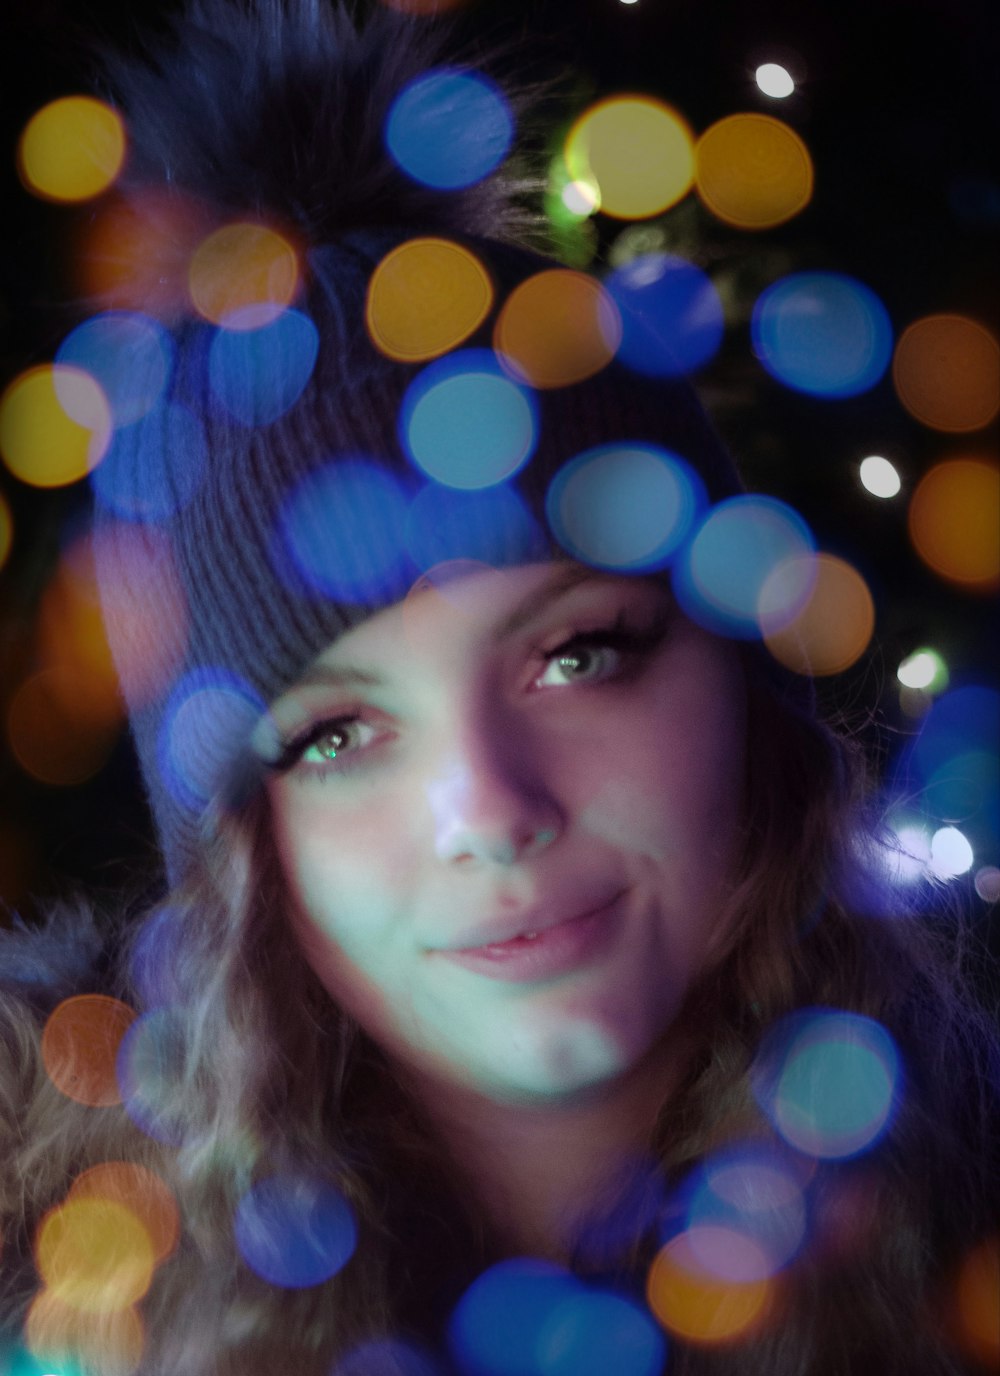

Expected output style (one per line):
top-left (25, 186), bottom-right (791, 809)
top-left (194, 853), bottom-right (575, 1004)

top-left (435, 890), bottom-right (624, 952)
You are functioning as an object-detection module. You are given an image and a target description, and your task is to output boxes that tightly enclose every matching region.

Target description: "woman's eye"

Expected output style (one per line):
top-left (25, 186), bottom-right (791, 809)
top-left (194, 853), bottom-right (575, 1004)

top-left (283, 718), bottom-right (378, 772)
top-left (535, 639), bottom-right (624, 688)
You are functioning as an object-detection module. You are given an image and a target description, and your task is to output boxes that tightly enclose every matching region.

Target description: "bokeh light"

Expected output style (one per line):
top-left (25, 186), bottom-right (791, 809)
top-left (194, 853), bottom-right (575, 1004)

top-left (36, 1196), bottom-right (155, 1311)
top-left (385, 68), bottom-right (513, 189)
top-left (234, 1174), bottom-right (357, 1288)
top-left (897, 648), bottom-right (948, 693)
top-left (949, 1236), bottom-right (1000, 1370)
top-left (755, 64), bottom-right (795, 98)
top-left (695, 114), bottom-right (812, 229)
top-left (564, 97), bottom-right (695, 220)
top-left (883, 820), bottom-right (932, 885)
top-left (157, 669), bottom-right (263, 814)
top-left (974, 866), bottom-right (1000, 903)
top-left (37, 534), bottom-right (123, 696)
top-left (0, 488), bottom-right (12, 571)
top-left (26, 1289), bottom-right (144, 1375)
top-left (275, 460), bottom-right (414, 602)
top-left (494, 270), bottom-right (621, 388)
top-left (674, 495), bottom-right (815, 638)
top-left (647, 1231), bottom-right (773, 1345)
top-left (604, 254), bottom-right (724, 377)
top-left (188, 222), bottom-right (299, 327)
top-left (536, 1290), bottom-right (666, 1376)
top-left (7, 666), bottom-right (122, 787)
top-left (0, 365), bottom-right (112, 489)
top-left (546, 444), bottom-right (705, 572)
top-left (906, 685), bottom-right (999, 839)
top-left (69, 1163), bottom-right (179, 1265)
top-left (405, 485), bottom-right (543, 572)
top-left (859, 454), bottom-right (901, 498)
top-left (448, 1257), bottom-right (580, 1376)
top-left (41, 995), bottom-right (137, 1107)
top-left (681, 1145), bottom-right (808, 1281)
top-left (92, 401), bottom-right (207, 522)
top-left (760, 553), bottom-right (875, 676)
top-left (561, 179), bottom-right (600, 215)
top-left (366, 238), bottom-right (493, 362)
top-left (18, 96), bottom-right (126, 203)
top-left (908, 458), bottom-right (999, 590)
top-left (78, 190), bottom-right (210, 318)
top-left (116, 1007), bottom-right (187, 1145)
top-left (90, 524), bottom-right (188, 707)
top-left (401, 350), bottom-right (537, 489)
top-left (209, 308), bottom-right (319, 424)
top-left (893, 315), bottom-right (1000, 432)
top-left (929, 826), bottom-right (974, 879)
top-left (752, 272), bottom-right (893, 397)
top-left (56, 312), bottom-right (172, 429)
top-left (127, 904), bottom-right (188, 1010)
top-left (753, 1009), bottom-right (900, 1159)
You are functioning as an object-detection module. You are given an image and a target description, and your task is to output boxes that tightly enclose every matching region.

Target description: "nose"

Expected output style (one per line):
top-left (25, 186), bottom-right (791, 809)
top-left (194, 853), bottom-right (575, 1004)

top-left (427, 709), bottom-right (564, 867)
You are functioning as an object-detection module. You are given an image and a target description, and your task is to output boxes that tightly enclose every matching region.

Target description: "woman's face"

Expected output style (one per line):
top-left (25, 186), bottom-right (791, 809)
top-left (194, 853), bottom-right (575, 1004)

top-left (260, 562), bottom-right (747, 1103)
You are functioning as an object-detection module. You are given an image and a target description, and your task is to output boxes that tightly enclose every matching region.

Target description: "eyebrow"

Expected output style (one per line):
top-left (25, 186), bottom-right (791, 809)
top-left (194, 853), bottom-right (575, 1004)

top-left (286, 565), bottom-right (638, 694)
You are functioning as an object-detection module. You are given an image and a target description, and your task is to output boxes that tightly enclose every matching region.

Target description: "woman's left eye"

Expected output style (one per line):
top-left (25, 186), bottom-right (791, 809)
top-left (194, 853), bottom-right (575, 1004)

top-left (535, 637), bottom-right (625, 688)
top-left (533, 612), bottom-right (671, 689)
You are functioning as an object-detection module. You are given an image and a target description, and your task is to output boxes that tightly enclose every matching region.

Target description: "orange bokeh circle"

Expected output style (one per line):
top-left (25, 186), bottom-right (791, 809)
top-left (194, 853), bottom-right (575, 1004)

top-left (893, 315), bottom-right (1000, 432)
top-left (41, 994), bottom-right (137, 1106)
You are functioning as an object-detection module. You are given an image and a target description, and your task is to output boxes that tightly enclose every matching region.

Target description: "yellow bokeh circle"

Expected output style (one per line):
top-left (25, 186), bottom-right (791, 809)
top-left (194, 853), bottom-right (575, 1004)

top-left (695, 113), bottom-right (813, 229)
top-left (70, 1163), bottom-right (180, 1265)
top-left (36, 1197), bottom-right (155, 1313)
top-left (18, 96), bottom-right (126, 203)
top-left (892, 315), bottom-right (1000, 433)
top-left (760, 553), bottom-right (876, 677)
top-left (26, 1290), bottom-right (145, 1375)
top-left (0, 365), bottom-right (112, 489)
top-left (908, 458), bottom-right (1000, 589)
top-left (647, 1231), bottom-right (773, 1345)
top-left (366, 237), bottom-right (493, 362)
top-left (188, 222), bottom-right (300, 327)
top-left (494, 269), bottom-right (621, 388)
top-left (565, 97), bottom-right (695, 220)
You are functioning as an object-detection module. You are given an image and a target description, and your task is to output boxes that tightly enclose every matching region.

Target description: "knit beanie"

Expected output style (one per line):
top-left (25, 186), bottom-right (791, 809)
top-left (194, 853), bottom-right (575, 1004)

top-left (85, 0), bottom-right (749, 884)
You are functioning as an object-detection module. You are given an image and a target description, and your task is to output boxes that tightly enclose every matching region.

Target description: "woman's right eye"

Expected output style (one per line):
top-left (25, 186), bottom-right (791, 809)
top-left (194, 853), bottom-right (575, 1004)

top-left (274, 717), bottom-right (379, 775)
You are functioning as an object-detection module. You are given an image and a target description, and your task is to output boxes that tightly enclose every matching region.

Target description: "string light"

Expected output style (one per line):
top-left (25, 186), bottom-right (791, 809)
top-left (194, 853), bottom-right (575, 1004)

top-left (755, 64), bottom-right (795, 98)
top-left (859, 455), bottom-right (901, 498)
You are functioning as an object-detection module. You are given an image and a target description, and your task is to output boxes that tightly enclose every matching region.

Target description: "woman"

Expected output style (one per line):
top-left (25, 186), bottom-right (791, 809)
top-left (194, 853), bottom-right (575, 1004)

top-left (1, 2), bottom-right (996, 1373)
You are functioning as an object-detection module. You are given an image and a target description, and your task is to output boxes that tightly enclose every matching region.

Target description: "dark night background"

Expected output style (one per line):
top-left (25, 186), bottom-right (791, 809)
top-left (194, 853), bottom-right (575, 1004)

top-left (0, 0), bottom-right (997, 956)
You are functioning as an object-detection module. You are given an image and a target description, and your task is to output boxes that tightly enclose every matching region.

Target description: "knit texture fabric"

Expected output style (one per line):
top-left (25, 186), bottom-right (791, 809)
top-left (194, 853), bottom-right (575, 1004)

top-left (84, 0), bottom-right (763, 883)
top-left (93, 226), bottom-right (746, 882)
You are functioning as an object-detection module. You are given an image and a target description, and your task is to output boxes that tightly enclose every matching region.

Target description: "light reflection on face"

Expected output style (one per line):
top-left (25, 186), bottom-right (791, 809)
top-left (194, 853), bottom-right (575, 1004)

top-left (260, 563), bottom-right (747, 1103)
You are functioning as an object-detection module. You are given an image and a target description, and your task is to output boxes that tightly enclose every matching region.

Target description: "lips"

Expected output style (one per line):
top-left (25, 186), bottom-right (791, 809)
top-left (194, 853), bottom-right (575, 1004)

top-left (443, 891), bottom-right (625, 953)
top-left (432, 891), bottom-right (625, 983)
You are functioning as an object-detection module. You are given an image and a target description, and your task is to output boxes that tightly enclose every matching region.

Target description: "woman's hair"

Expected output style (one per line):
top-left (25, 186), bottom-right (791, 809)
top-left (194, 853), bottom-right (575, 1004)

top-left (2, 2), bottom-right (996, 1371)
top-left (4, 650), bottom-right (994, 1374)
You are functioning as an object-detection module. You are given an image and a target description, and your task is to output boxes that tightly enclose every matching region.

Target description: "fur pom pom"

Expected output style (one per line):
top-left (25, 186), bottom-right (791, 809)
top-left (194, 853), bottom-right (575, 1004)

top-left (97, 0), bottom-right (545, 250)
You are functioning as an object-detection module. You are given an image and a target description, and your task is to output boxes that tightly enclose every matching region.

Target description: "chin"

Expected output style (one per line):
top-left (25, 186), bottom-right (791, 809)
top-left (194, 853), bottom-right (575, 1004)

top-left (468, 1017), bottom-right (636, 1104)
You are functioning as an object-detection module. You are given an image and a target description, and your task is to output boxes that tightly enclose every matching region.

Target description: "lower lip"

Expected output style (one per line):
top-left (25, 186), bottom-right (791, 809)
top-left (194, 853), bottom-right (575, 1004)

top-left (436, 895), bottom-right (623, 983)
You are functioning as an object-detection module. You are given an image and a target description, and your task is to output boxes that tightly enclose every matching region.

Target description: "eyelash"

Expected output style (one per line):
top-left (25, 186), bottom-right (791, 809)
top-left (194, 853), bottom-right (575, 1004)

top-left (270, 611), bottom-right (668, 780)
